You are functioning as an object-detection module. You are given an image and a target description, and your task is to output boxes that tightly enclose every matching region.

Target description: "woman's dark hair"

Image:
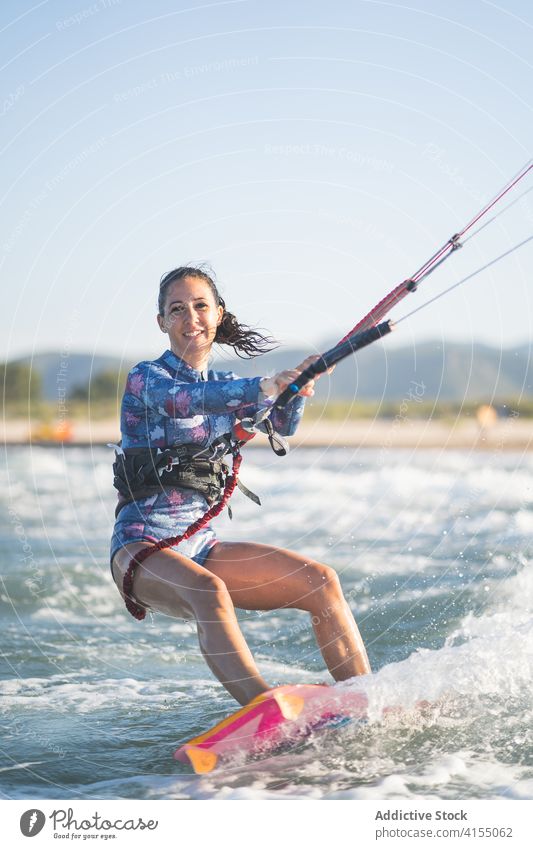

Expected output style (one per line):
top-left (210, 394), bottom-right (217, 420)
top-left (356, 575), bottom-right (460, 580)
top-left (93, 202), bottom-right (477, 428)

top-left (158, 265), bottom-right (277, 358)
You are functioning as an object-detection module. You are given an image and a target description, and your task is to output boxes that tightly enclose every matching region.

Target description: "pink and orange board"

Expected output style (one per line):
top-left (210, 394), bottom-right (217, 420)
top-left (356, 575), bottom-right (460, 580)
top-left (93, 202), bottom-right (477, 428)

top-left (173, 683), bottom-right (369, 774)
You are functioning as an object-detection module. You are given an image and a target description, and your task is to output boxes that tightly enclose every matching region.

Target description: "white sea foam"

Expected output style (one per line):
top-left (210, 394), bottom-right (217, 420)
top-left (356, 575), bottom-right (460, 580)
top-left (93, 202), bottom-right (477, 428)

top-left (330, 756), bottom-right (533, 800)
top-left (2, 446), bottom-right (533, 799)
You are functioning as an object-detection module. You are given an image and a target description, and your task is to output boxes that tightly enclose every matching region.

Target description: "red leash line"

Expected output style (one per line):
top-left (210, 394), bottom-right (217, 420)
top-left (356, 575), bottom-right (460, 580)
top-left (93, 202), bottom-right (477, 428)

top-left (123, 453), bottom-right (243, 621)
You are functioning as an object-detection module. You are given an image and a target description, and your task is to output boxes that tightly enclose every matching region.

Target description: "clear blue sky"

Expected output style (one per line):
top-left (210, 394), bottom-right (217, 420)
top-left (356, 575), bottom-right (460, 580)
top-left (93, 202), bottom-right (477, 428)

top-left (1, 0), bottom-right (532, 363)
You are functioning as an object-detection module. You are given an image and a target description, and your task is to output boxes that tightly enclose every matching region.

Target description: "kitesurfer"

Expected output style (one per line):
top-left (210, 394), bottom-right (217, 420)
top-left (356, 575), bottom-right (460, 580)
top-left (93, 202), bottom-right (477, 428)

top-left (110, 266), bottom-right (370, 706)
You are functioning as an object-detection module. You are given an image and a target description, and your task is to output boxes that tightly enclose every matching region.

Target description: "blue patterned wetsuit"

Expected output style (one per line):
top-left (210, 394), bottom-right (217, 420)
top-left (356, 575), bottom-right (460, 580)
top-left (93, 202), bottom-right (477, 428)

top-left (110, 349), bottom-right (305, 570)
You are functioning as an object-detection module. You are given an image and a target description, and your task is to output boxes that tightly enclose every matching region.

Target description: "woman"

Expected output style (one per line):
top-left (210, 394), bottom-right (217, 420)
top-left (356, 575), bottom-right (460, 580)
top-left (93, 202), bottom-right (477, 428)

top-left (111, 266), bottom-right (370, 706)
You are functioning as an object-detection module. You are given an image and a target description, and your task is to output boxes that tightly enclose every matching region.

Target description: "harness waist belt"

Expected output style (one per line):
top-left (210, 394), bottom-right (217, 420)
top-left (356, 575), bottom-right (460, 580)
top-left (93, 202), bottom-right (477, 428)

top-left (113, 442), bottom-right (231, 516)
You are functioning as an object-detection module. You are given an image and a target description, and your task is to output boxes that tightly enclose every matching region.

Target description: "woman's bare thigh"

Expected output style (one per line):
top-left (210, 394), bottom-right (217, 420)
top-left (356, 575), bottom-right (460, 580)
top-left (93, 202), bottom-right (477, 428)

top-left (203, 541), bottom-right (337, 612)
top-left (111, 542), bottom-right (218, 619)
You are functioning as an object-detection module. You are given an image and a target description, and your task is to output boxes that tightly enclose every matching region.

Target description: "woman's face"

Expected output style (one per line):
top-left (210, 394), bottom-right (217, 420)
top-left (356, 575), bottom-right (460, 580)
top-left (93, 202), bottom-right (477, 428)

top-left (157, 276), bottom-right (223, 363)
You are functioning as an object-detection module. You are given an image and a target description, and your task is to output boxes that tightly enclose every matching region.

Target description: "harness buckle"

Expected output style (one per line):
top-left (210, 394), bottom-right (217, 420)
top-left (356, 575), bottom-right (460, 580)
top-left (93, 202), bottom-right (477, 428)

top-left (157, 449), bottom-right (180, 476)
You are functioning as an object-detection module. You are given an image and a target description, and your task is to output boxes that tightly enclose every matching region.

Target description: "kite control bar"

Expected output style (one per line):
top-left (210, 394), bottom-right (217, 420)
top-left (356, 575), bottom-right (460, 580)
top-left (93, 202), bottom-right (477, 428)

top-left (273, 320), bottom-right (394, 410)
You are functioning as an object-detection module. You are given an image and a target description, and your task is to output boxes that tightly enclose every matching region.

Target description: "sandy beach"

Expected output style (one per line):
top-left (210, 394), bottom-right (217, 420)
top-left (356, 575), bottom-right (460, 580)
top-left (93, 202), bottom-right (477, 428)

top-left (2, 416), bottom-right (532, 450)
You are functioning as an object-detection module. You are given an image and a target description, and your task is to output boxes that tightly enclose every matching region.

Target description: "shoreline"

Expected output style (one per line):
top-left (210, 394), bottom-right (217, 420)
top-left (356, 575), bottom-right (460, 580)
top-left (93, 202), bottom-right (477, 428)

top-left (2, 417), bottom-right (532, 450)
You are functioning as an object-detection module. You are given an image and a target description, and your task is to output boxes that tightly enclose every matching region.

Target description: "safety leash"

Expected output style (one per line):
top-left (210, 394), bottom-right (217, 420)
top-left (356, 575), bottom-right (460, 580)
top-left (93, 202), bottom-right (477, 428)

top-left (122, 452), bottom-right (242, 620)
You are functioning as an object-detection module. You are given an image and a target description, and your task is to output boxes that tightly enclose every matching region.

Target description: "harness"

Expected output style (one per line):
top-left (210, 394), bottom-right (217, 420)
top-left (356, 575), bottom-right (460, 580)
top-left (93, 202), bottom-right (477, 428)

top-left (112, 437), bottom-right (236, 518)
top-left (112, 434), bottom-right (246, 619)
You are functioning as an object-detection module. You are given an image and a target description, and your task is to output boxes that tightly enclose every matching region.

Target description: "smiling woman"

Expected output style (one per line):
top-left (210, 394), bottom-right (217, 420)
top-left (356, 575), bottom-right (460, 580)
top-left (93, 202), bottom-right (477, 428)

top-left (156, 266), bottom-right (277, 364)
top-left (109, 265), bottom-right (370, 707)
top-left (161, 286), bottom-right (223, 355)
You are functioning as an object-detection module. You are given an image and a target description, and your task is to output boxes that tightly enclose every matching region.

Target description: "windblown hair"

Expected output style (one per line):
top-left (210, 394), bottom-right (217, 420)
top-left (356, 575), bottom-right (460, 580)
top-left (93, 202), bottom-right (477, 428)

top-left (158, 265), bottom-right (277, 358)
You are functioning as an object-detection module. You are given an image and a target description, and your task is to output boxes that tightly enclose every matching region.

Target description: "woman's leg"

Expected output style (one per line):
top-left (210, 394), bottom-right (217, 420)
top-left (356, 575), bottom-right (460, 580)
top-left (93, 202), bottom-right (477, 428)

top-left (204, 542), bottom-right (371, 680)
top-left (112, 543), bottom-right (271, 705)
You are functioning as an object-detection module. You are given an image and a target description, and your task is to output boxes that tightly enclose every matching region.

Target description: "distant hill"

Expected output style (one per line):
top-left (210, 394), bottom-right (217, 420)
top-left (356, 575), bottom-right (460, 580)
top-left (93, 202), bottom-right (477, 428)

top-left (10, 340), bottom-right (532, 403)
top-left (9, 352), bottom-right (128, 402)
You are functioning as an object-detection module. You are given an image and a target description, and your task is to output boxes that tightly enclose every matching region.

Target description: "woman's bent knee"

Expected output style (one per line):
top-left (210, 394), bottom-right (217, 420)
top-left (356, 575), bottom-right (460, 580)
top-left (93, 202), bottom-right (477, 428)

top-left (302, 563), bottom-right (345, 615)
top-left (308, 563), bottom-right (342, 593)
top-left (110, 545), bottom-right (219, 620)
top-left (188, 573), bottom-right (232, 614)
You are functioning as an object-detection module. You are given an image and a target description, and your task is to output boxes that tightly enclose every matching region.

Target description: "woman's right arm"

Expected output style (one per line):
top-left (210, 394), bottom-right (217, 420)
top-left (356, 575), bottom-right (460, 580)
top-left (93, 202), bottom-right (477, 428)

top-left (121, 359), bottom-right (323, 440)
top-left (124, 361), bottom-right (263, 418)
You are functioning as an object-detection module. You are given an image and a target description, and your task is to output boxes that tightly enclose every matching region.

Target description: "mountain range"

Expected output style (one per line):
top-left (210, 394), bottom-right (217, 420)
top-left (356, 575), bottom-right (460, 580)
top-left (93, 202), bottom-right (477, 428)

top-left (10, 339), bottom-right (532, 403)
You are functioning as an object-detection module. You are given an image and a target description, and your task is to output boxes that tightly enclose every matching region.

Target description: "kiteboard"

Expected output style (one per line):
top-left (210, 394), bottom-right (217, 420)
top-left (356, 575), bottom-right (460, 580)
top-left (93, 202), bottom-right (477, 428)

top-left (173, 683), bottom-right (370, 774)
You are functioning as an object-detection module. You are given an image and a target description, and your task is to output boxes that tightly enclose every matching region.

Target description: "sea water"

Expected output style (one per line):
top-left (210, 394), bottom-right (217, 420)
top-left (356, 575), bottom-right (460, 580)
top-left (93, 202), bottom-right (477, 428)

top-left (1, 444), bottom-right (532, 800)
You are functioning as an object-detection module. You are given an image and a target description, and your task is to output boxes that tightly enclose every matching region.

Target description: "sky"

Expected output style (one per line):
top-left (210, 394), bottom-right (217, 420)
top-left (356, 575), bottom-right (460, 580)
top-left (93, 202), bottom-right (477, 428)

top-left (1, 0), bottom-right (532, 365)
